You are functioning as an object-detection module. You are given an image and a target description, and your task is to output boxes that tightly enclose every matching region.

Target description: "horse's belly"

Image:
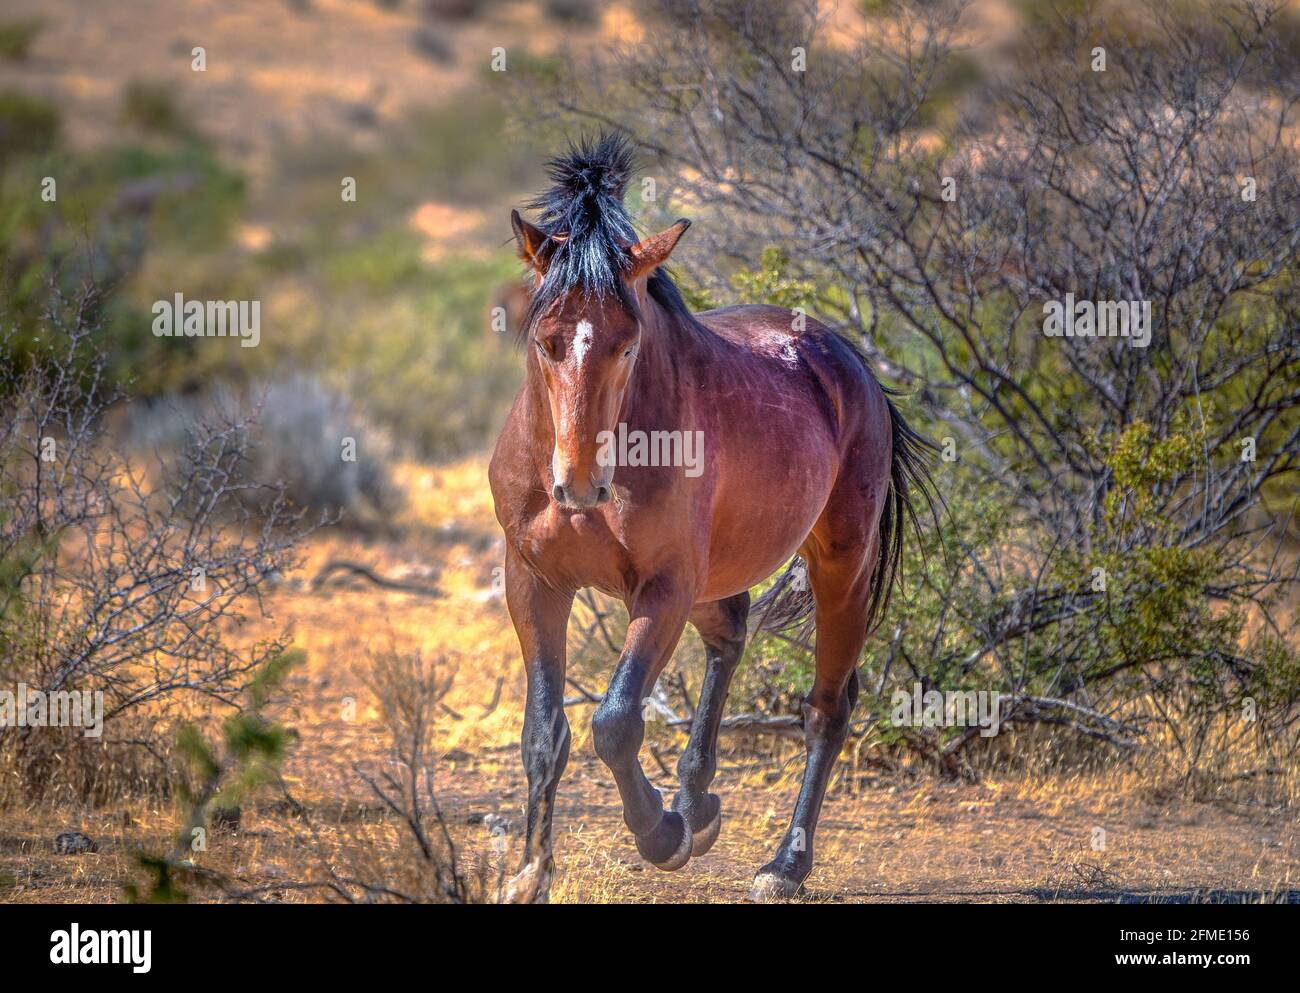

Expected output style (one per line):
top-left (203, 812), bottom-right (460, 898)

top-left (699, 445), bottom-right (834, 600)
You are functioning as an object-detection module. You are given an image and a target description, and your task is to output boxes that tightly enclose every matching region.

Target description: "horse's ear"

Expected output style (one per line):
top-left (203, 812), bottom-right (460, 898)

top-left (627, 219), bottom-right (691, 282)
top-left (511, 209), bottom-right (550, 274)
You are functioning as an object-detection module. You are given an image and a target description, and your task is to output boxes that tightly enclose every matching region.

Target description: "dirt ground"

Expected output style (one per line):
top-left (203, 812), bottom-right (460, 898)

top-left (3, 456), bottom-right (1296, 904)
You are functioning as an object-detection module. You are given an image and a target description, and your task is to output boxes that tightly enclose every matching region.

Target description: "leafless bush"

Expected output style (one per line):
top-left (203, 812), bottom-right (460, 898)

top-left (0, 286), bottom-right (320, 802)
top-left (306, 648), bottom-right (496, 903)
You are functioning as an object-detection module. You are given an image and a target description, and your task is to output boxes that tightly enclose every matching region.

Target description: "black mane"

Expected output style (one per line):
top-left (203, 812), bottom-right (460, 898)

top-left (519, 131), bottom-right (700, 341)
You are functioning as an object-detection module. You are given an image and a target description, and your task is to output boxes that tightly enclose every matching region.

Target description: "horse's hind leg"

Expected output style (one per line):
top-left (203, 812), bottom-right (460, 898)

top-left (750, 520), bottom-right (877, 901)
top-left (672, 592), bottom-right (750, 855)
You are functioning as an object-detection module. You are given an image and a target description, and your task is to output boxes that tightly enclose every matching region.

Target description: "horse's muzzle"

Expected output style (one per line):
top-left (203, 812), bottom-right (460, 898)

top-left (552, 479), bottom-right (612, 510)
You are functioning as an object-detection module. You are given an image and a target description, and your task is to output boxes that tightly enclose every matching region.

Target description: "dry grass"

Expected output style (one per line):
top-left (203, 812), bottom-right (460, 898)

top-left (2, 452), bottom-right (1296, 904)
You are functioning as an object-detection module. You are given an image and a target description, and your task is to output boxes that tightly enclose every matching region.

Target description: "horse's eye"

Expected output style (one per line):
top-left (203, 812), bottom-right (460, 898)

top-left (622, 346), bottom-right (637, 359)
top-left (536, 337), bottom-right (557, 360)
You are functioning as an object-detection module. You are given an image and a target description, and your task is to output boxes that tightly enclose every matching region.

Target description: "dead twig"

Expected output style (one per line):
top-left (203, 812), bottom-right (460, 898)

top-left (312, 560), bottom-right (442, 597)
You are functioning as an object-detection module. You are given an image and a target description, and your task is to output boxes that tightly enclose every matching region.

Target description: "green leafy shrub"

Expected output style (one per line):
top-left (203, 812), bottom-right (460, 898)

top-left (121, 79), bottom-right (189, 136)
top-left (0, 18), bottom-right (42, 61)
top-left (0, 88), bottom-right (58, 169)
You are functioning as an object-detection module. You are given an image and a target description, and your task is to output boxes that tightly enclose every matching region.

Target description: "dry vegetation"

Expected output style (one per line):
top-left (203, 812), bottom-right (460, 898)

top-left (0, 0), bottom-right (1297, 904)
top-left (2, 458), bottom-right (1296, 903)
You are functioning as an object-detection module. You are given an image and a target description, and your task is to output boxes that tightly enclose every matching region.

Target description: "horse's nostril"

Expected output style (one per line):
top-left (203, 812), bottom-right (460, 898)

top-left (595, 485), bottom-right (611, 504)
top-left (552, 484), bottom-right (566, 504)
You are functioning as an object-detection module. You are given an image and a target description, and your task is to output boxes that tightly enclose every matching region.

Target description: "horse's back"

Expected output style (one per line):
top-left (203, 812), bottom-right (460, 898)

top-left (695, 303), bottom-right (816, 354)
top-left (694, 304), bottom-right (886, 427)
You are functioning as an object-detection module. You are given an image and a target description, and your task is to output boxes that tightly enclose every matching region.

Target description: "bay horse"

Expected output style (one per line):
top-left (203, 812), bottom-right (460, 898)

top-left (489, 134), bottom-right (932, 902)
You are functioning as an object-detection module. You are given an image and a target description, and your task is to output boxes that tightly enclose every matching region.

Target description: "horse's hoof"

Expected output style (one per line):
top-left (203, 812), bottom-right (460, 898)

top-left (502, 860), bottom-right (551, 904)
top-left (688, 794), bottom-right (722, 856)
top-left (635, 810), bottom-right (693, 871)
top-left (748, 871), bottom-right (802, 902)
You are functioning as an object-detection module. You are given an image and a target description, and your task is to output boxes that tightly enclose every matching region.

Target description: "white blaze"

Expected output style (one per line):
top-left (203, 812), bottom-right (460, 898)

top-left (551, 447), bottom-right (566, 487)
top-left (573, 320), bottom-right (594, 367)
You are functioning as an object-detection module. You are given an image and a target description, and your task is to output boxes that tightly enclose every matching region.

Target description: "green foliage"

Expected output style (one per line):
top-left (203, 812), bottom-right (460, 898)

top-left (0, 130), bottom-right (245, 391)
top-left (120, 79), bottom-right (189, 136)
top-left (858, 0), bottom-right (899, 16)
top-left (127, 856), bottom-right (189, 904)
top-left (1098, 418), bottom-right (1202, 522)
top-left (127, 649), bottom-right (303, 903)
top-left (0, 89), bottom-right (59, 169)
top-left (675, 277), bottom-right (719, 312)
top-left (241, 96), bottom-right (542, 458)
top-left (333, 251), bottom-right (522, 456)
top-left (4, 78), bottom-right (534, 455)
top-left (0, 18), bottom-right (43, 61)
top-left (914, 52), bottom-right (983, 130)
top-left (320, 228), bottom-right (427, 294)
top-left (483, 49), bottom-right (563, 87)
top-left (729, 247), bottom-right (818, 310)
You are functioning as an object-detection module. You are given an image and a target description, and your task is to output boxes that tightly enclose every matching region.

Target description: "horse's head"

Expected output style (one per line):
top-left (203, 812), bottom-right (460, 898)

top-left (511, 209), bottom-right (690, 510)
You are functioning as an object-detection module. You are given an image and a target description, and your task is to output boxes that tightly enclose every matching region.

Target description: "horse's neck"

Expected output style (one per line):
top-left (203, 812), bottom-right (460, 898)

top-left (626, 296), bottom-right (696, 421)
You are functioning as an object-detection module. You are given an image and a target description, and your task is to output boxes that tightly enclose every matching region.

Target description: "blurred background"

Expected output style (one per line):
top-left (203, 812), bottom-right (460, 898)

top-left (0, 0), bottom-right (617, 475)
top-left (1, 0), bottom-right (1298, 904)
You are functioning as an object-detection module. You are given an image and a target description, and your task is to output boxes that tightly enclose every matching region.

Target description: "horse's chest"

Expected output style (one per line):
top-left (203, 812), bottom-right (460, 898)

top-left (510, 505), bottom-right (636, 595)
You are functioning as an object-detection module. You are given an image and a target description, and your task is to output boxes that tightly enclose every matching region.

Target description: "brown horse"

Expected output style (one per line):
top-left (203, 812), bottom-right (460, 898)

top-left (489, 134), bottom-right (931, 902)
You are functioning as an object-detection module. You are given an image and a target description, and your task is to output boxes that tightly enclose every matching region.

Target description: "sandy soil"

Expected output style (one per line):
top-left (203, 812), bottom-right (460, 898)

top-left (3, 456), bottom-right (1296, 904)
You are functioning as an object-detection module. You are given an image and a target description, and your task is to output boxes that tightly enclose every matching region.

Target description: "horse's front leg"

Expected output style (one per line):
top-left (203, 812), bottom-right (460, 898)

top-left (592, 574), bottom-right (694, 870)
top-left (502, 547), bottom-right (574, 904)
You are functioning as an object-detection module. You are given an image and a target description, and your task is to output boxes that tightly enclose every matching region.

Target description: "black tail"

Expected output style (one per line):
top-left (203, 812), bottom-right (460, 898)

top-left (753, 391), bottom-right (937, 640)
top-left (869, 395), bottom-right (939, 632)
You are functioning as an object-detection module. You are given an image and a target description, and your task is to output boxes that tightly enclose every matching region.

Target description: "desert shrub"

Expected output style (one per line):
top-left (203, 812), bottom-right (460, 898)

top-left (0, 18), bottom-right (43, 61)
top-left (255, 98), bottom-right (542, 458)
top-left (0, 88), bottom-right (58, 170)
top-left (245, 375), bottom-right (401, 519)
top-left (0, 16), bottom-right (41, 60)
top-left (306, 649), bottom-right (497, 903)
top-left (0, 290), bottom-right (317, 803)
top-left (0, 101), bottom-right (244, 392)
top-left (128, 374), bottom-right (402, 524)
top-left (126, 648), bottom-right (494, 904)
top-left (126, 649), bottom-right (302, 902)
top-left (121, 79), bottom-right (189, 136)
top-left (329, 252), bottom-right (523, 458)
